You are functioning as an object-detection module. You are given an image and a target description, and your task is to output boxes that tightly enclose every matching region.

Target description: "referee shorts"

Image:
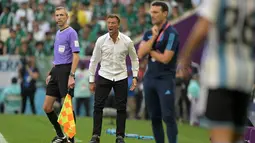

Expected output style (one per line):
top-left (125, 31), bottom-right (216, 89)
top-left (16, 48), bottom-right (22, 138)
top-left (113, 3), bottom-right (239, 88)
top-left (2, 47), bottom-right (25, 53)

top-left (46, 63), bottom-right (74, 98)
top-left (205, 88), bottom-right (250, 132)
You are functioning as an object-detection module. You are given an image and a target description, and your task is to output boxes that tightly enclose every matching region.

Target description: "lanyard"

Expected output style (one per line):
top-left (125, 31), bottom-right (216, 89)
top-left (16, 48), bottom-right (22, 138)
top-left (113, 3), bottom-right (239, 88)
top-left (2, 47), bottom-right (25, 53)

top-left (151, 22), bottom-right (171, 51)
top-left (156, 22), bottom-right (171, 42)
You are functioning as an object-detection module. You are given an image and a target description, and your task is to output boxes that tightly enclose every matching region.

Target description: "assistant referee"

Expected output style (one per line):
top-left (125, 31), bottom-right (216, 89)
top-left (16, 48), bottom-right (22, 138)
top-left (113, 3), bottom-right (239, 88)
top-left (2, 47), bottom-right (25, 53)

top-left (42, 6), bottom-right (80, 143)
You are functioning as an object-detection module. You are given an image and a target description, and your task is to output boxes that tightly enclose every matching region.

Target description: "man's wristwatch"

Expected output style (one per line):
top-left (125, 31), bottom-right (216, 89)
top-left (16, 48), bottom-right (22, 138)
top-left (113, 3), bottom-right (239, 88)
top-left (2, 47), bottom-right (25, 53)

top-left (69, 72), bottom-right (75, 77)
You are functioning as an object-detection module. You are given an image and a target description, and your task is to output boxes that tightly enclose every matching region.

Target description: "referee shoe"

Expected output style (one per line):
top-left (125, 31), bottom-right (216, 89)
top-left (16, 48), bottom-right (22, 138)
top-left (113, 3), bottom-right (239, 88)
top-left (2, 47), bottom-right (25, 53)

top-left (51, 136), bottom-right (68, 143)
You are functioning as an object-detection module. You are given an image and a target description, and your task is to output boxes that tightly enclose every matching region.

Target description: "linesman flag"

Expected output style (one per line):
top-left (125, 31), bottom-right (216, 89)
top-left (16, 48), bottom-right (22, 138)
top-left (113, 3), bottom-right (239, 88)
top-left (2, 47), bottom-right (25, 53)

top-left (57, 94), bottom-right (76, 138)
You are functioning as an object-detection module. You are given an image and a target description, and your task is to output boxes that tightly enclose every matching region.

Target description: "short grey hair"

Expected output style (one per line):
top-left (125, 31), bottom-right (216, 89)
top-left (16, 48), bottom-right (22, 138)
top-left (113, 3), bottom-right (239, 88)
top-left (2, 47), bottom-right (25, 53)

top-left (55, 6), bottom-right (68, 16)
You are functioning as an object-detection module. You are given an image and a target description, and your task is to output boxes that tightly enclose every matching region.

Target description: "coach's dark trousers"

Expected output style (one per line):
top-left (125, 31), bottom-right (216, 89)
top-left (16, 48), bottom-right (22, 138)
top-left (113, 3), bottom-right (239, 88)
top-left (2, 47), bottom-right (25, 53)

top-left (93, 76), bottom-right (128, 137)
top-left (143, 75), bottom-right (178, 143)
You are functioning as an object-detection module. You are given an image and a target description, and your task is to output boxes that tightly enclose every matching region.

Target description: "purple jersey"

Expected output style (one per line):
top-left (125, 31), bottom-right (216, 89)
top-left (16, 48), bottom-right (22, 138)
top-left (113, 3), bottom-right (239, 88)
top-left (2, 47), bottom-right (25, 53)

top-left (53, 27), bottom-right (80, 65)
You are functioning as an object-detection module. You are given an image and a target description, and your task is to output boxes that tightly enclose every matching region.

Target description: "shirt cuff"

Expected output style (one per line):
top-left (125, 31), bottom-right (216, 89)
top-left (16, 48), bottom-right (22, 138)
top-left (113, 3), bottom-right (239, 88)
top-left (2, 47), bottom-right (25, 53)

top-left (89, 76), bottom-right (95, 83)
top-left (132, 71), bottom-right (138, 78)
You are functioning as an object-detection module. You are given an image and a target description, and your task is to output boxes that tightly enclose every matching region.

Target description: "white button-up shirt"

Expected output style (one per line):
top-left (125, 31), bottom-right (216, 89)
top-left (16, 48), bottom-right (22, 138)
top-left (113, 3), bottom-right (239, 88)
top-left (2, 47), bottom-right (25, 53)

top-left (89, 32), bottom-right (139, 82)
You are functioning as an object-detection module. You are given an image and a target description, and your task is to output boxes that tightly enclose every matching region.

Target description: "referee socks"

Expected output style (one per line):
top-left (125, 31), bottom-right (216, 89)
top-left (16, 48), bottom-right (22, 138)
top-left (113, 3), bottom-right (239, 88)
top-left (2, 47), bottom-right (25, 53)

top-left (46, 111), bottom-right (65, 137)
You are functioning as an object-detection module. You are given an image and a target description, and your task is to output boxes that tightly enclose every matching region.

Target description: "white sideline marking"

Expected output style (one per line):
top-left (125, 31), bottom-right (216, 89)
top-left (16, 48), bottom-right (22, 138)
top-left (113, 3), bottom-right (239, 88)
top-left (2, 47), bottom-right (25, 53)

top-left (75, 139), bottom-right (83, 142)
top-left (0, 133), bottom-right (8, 143)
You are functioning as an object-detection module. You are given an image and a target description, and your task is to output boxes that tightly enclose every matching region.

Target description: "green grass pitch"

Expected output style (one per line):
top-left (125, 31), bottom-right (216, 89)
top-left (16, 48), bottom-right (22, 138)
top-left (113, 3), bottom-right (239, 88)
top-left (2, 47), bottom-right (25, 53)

top-left (0, 114), bottom-right (210, 143)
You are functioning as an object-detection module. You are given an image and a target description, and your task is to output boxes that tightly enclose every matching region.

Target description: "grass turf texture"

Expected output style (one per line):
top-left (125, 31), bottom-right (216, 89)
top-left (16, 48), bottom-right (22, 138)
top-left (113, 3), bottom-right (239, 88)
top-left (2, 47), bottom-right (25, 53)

top-left (0, 114), bottom-right (210, 143)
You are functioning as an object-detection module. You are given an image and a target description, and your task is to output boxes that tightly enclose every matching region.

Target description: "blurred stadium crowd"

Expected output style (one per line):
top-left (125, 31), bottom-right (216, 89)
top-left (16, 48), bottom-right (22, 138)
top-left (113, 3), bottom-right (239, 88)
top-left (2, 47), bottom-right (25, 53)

top-left (0, 0), bottom-right (199, 56)
top-left (0, 0), bottom-right (203, 125)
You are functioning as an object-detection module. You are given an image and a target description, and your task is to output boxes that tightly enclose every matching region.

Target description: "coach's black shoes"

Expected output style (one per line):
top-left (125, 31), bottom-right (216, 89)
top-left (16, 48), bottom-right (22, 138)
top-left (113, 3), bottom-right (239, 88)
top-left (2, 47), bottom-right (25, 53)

top-left (116, 136), bottom-right (125, 143)
top-left (51, 135), bottom-right (68, 143)
top-left (89, 135), bottom-right (100, 143)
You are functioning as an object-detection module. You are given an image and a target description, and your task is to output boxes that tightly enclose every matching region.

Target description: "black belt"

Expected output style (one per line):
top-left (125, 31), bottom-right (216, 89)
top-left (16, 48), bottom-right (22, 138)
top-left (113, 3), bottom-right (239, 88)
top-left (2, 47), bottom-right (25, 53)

top-left (54, 63), bottom-right (72, 67)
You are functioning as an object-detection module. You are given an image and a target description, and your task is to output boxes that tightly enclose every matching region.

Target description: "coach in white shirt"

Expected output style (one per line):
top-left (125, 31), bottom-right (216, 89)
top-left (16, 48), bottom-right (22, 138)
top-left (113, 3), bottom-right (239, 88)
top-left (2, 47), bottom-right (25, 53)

top-left (88, 14), bottom-right (139, 143)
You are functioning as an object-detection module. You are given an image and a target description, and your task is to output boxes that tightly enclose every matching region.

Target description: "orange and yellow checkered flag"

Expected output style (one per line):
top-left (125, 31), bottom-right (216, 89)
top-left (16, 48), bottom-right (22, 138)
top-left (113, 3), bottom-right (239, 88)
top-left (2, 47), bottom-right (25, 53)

top-left (57, 94), bottom-right (76, 138)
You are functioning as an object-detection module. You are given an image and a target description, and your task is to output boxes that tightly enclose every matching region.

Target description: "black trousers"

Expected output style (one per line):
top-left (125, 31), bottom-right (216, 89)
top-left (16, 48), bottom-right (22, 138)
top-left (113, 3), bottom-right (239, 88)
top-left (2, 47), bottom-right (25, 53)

top-left (76, 97), bottom-right (90, 116)
top-left (93, 76), bottom-right (128, 137)
top-left (21, 88), bottom-right (36, 114)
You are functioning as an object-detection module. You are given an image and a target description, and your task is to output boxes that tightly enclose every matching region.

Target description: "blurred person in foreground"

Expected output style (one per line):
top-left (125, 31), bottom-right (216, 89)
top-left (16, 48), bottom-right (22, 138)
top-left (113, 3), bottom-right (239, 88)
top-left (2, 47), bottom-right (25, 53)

top-left (43, 6), bottom-right (80, 143)
top-left (88, 14), bottom-right (139, 143)
top-left (179, 0), bottom-right (255, 143)
top-left (138, 1), bottom-right (179, 143)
